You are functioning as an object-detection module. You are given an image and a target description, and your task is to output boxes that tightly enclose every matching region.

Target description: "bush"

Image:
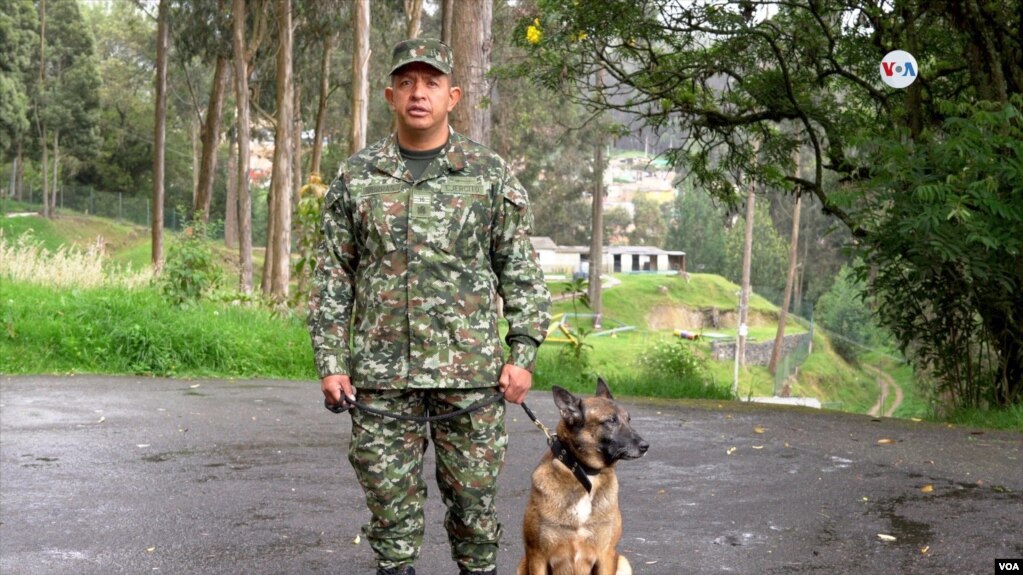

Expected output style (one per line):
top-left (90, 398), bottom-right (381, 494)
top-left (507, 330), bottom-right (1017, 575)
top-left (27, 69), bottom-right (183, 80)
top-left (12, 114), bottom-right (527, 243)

top-left (159, 212), bottom-right (223, 305)
top-left (638, 338), bottom-right (709, 382)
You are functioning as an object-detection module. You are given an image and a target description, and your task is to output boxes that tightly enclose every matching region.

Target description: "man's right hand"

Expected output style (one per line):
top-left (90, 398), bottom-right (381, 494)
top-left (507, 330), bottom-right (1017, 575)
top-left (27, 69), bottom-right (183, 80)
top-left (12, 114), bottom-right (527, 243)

top-left (322, 374), bottom-right (355, 408)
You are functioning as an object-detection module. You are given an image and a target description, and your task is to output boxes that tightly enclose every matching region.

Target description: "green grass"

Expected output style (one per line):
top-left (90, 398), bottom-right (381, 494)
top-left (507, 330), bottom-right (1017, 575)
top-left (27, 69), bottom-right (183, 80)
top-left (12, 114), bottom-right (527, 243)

top-left (942, 404), bottom-right (1023, 432)
top-left (1, 282), bottom-right (315, 379)
top-left (533, 332), bottom-right (732, 401)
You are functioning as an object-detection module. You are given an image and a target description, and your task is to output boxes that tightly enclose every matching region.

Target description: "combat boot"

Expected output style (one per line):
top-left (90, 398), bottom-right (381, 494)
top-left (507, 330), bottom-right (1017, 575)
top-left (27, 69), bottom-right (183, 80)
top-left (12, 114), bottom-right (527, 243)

top-left (376, 566), bottom-right (415, 575)
top-left (458, 568), bottom-right (496, 575)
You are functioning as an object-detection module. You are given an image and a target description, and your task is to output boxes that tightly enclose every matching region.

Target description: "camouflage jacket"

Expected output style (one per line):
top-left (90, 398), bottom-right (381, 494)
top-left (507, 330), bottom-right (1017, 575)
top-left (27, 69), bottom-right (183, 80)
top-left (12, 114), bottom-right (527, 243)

top-left (307, 130), bottom-right (552, 389)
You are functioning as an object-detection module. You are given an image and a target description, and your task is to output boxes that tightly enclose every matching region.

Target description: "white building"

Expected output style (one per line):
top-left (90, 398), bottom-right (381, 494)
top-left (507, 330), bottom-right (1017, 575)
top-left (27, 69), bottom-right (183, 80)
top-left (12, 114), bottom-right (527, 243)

top-left (530, 237), bottom-right (685, 276)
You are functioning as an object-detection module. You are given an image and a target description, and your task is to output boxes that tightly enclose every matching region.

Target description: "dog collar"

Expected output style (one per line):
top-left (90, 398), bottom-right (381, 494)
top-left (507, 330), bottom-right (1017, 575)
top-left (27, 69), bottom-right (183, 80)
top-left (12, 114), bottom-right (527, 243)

top-left (550, 436), bottom-right (596, 493)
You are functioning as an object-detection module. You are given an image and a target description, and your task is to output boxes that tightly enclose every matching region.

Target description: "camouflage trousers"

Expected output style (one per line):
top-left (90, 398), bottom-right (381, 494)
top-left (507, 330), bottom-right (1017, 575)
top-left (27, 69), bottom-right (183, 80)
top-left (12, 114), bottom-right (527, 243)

top-left (348, 387), bottom-right (508, 572)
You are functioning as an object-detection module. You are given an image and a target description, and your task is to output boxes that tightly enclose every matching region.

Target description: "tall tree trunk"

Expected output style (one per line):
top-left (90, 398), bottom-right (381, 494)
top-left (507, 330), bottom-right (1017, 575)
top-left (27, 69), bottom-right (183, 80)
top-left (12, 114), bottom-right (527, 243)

top-left (267, 0), bottom-right (294, 304)
top-left (14, 145), bottom-right (24, 200)
top-left (225, 126), bottom-right (238, 249)
top-left (768, 190), bottom-right (803, 380)
top-left (292, 82), bottom-right (303, 210)
top-left (38, 0), bottom-right (48, 219)
top-left (232, 0), bottom-right (254, 292)
top-left (349, 0), bottom-right (370, 155)
top-left (404, 0), bottom-right (423, 39)
top-left (440, 0), bottom-right (453, 46)
top-left (152, 0), bottom-right (170, 272)
top-left (189, 116), bottom-right (200, 205)
top-left (309, 33), bottom-right (334, 177)
top-left (194, 54), bottom-right (230, 222)
top-left (449, 0), bottom-right (492, 144)
top-left (51, 129), bottom-right (59, 215)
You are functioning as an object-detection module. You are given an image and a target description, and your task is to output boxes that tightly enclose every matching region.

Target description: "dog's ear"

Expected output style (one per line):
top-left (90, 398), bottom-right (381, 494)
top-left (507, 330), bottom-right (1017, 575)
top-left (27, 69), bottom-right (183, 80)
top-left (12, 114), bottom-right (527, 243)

top-left (552, 386), bottom-right (584, 427)
top-left (595, 377), bottom-right (614, 400)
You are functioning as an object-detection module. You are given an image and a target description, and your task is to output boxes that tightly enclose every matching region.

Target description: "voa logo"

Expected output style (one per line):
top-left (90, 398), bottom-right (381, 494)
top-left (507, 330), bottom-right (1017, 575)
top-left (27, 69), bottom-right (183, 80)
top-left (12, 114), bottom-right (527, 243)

top-left (880, 50), bottom-right (918, 89)
top-left (996, 558), bottom-right (1022, 573)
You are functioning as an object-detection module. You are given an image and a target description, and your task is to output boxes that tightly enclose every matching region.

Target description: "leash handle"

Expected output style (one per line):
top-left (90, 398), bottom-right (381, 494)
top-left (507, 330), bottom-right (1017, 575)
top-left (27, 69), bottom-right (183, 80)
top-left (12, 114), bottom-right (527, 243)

top-left (520, 401), bottom-right (554, 444)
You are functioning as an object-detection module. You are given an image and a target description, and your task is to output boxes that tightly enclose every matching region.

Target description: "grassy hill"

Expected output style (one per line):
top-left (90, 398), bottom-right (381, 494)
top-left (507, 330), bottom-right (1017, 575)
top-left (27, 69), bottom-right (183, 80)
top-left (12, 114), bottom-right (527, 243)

top-left (1, 206), bottom-right (920, 418)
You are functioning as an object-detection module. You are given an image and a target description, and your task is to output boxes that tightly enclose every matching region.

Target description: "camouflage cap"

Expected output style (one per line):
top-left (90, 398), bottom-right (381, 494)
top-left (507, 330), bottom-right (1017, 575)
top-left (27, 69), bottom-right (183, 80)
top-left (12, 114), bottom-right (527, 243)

top-left (389, 38), bottom-right (453, 75)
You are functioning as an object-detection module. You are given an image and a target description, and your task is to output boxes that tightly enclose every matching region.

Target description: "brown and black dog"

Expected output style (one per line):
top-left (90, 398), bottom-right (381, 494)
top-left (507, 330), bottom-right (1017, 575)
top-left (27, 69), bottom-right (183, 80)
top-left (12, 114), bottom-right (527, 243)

top-left (517, 378), bottom-right (649, 575)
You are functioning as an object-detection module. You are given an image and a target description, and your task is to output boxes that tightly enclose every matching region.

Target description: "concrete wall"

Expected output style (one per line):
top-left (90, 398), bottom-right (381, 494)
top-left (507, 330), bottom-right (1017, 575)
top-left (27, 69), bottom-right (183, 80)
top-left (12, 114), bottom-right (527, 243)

top-left (710, 333), bottom-right (811, 366)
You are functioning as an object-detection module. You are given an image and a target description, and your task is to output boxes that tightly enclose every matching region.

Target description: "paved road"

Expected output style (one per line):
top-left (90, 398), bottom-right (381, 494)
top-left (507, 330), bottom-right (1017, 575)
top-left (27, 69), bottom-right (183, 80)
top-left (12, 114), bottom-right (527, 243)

top-left (1, 375), bottom-right (1020, 575)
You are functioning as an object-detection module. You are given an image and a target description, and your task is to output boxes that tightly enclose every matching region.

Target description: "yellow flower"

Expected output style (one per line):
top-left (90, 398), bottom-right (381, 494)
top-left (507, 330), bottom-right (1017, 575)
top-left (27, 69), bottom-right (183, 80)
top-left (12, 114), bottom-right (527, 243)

top-left (526, 22), bottom-right (542, 45)
top-left (574, 31), bottom-right (588, 42)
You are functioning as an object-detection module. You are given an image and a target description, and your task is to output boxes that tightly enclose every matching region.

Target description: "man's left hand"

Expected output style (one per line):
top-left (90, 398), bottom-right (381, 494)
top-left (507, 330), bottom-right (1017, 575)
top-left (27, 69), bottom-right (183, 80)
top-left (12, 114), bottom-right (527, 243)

top-left (499, 364), bottom-right (533, 404)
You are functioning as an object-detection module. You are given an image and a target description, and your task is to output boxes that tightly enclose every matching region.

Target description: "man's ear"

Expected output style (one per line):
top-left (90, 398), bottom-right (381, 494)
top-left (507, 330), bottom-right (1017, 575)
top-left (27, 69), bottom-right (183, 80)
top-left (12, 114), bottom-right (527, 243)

top-left (384, 85), bottom-right (395, 111)
top-left (447, 85), bottom-right (462, 111)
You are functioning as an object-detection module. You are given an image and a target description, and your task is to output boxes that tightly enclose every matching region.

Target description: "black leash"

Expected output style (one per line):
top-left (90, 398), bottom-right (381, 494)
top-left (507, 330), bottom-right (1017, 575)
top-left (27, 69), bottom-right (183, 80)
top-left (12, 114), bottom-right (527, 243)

top-left (324, 390), bottom-right (505, 423)
top-left (327, 390), bottom-right (595, 492)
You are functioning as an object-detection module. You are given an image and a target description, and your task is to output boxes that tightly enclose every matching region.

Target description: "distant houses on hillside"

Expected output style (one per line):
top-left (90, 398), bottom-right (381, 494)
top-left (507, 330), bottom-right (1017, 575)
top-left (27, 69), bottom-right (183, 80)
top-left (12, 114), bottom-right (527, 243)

top-left (530, 236), bottom-right (685, 277)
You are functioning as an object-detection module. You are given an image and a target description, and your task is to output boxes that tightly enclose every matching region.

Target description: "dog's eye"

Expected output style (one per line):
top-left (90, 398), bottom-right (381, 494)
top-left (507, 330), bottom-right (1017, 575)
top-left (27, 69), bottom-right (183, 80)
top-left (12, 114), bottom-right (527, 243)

top-left (604, 415), bottom-right (618, 426)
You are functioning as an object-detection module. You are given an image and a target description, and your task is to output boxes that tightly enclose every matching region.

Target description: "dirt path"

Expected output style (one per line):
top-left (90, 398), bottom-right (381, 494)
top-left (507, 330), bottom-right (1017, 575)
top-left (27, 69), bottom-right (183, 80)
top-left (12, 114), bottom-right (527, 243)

top-left (865, 364), bottom-right (904, 417)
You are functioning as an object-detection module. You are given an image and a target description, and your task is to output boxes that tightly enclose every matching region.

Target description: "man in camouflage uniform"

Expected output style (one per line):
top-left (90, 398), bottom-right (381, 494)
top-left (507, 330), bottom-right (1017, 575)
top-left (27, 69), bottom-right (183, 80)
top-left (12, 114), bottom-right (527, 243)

top-left (308, 38), bottom-right (551, 575)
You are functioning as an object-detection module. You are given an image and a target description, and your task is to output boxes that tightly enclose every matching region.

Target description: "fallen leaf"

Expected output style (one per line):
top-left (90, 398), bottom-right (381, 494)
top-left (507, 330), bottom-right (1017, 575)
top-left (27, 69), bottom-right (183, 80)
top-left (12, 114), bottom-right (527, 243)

top-left (862, 497), bottom-right (869, 502)
top-left (97, 416), bottom-right (106, 424)
top-left (726, 447), bottom-right (737, 455)
top-left (137, 444), bottom-right (150, 448)
top-left (911, 418), bottom-right (922, 422)
top-left (754, 426), bottom-right (766, 434)
top-left (877, 438), bottom-right (896, 445)
top-left (645, 561), bottom-right (659, 565)
top-left (921, 484), bottom-right (934, 493)
top-left (146, 546), bottom-right (156, 553)
top-left (752, 445), bottom-right (765, 450)
top-left (877, 534), bottom-right (897, 542)
top-left (920, 546), bottom-right (930, 554)
top-left (352, 535), bottom-right (361, 545)
top-left (189, 384), bottom-right (201, 389)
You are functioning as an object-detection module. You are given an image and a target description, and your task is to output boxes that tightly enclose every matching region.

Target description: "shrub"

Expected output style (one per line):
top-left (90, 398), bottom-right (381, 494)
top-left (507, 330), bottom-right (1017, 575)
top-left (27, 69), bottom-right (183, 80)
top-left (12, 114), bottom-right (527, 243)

top-left (159, 212), bottom-right (223, 305)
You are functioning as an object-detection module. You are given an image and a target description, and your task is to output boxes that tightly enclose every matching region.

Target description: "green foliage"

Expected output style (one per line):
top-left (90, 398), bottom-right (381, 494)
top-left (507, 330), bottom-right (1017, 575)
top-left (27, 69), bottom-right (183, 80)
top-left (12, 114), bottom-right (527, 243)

top-left (815, 265), bottom-right (891, 362)
top-left (637, 338), bottom-right (711, 385)
top-left (558, 277), bottom-right (594, 369)
top-left (290, 182), bottom-right (325, 307)
top-left (159, 211), bottom-right (224, 305)
top-left (1, 281), bottom-right (315, 378)
top-left (0, 0), bottom-right (37, 155)
top-left (514, 0), bottom-right (1023, 410)
top-left (666, 185), bottom-right (729, 274)
top-left (628, 194), bottom-right (668, 247)
top-left (859, 100), bottom-right (1023, 408)
top-left (723, 198), bottom-right (788, 297)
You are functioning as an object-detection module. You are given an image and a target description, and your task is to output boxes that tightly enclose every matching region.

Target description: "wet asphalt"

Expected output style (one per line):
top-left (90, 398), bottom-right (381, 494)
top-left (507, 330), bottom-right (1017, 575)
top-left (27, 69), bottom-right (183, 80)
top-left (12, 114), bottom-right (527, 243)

top-left (1, 375), bottom-right (1020, 575)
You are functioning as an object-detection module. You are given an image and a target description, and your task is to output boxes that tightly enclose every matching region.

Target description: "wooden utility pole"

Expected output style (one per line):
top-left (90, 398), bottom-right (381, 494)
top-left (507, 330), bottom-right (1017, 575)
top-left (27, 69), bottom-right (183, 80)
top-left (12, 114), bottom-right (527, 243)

top-left (732, 175), bottom-right (756, 398)
top-left (151, 0), bottom-right (169, 271)
top-left (769, 145), bottom-right (805, 380)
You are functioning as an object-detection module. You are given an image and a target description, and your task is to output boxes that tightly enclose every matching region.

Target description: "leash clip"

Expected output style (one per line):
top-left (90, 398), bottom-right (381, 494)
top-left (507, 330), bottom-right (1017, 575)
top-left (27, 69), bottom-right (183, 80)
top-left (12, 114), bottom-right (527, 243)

top-left (520, 402), bottom-right (554, 445)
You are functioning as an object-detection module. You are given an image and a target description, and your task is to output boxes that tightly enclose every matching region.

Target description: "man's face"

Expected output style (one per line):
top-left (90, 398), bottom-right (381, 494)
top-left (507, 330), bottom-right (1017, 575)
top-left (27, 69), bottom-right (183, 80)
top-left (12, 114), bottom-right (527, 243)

top-left (385, 63), bottom-right (461, 141)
